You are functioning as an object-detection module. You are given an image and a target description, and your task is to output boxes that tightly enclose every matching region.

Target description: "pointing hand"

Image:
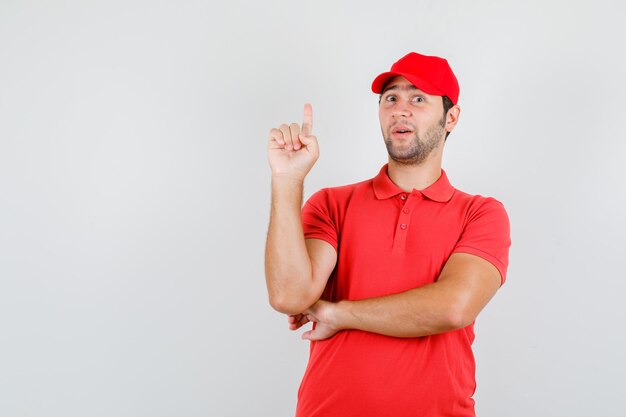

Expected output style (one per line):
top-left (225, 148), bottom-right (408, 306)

top-left (268, 103), bottom-right (319, 181)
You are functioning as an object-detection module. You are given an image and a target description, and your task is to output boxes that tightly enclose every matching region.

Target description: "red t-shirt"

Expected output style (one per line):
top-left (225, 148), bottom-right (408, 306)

top-left (297, 165), bottom-right (511, 417)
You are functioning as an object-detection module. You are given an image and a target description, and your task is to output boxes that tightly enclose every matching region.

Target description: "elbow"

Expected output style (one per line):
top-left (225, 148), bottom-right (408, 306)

top-left (444, 304), bottom-right (477, 330)
top-left (265, 269), bottom-right (319, 315)
top-left (265, 265), bottom-right (317, 314)
top-left (268, 293), bottom-right (313, 315)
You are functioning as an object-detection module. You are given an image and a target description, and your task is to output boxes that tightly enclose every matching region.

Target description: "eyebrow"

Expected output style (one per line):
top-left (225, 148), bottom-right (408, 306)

top-left (381, 84), bottom-right (420, 94)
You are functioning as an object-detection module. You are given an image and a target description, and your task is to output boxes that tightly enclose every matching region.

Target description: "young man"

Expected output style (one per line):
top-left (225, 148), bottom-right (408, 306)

top-left (265, 52), bottom-right (511, 417)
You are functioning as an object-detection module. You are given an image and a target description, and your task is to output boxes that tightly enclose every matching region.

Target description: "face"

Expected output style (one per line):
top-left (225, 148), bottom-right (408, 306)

top-left (379, 76), bottom-right (447, 166)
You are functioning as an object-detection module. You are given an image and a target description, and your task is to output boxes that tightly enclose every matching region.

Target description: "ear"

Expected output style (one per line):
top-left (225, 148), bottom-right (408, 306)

top-left (445, 105), bottom-right (461, 134)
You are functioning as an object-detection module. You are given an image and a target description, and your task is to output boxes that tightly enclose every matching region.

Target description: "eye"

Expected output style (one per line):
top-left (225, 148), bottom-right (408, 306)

top-left (384, 94), bottom-right (397, 102)
top-left (411, 96), bottom-right (425, 103)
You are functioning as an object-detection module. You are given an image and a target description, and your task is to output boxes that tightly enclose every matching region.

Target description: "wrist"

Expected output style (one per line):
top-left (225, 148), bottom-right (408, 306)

top-left (271, 173), bottom-right (305, 187)
top-left (332, 300), bottom-right (352, 331)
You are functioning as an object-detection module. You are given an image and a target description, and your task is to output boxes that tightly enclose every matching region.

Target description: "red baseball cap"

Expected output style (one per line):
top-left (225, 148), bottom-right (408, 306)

top-left (371, 52), bottom-right (460, 104)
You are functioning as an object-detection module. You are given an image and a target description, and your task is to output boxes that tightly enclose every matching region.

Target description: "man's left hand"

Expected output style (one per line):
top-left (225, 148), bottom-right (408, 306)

top-left (288, 300), bottom-right (342, 341)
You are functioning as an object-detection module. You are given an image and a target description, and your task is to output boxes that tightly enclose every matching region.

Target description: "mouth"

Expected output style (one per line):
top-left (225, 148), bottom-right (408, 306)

top-left (390, 125), bottom-right (414, 138)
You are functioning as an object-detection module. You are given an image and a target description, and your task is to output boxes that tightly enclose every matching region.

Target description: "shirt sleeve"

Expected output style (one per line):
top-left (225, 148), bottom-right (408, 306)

top-left (452, 197), bottom-right (511, 285)
top-left (302, 189), bottom-right (339, 251)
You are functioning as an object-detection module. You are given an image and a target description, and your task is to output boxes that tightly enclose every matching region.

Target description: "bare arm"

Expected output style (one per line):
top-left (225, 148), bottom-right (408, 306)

top-left (290, 252), bottom-right (501, 340)
top-left (265, 104), bottom-right (337, 314)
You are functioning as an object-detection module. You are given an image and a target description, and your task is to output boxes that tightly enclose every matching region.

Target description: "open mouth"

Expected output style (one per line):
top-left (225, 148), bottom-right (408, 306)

top-left (392, 125), bottom-right (414, 136)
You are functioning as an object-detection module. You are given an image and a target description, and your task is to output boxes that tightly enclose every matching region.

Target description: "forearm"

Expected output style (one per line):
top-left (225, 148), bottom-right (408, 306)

top-left (333, 281), bottom-right (468, 338)
top-left (265, 176), bottom-right (315, 314)
top-left (296, 253), bottom-right (501, 340)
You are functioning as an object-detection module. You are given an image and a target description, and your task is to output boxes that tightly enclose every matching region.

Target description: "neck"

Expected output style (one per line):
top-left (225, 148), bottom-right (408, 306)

top-left (386, 157), bottom-right (442, 192)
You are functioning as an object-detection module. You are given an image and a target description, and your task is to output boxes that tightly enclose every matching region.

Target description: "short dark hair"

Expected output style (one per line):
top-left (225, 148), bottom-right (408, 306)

top-left (442, 96), bottom-right (454, 115)
top-left (442, 96), bottom-right (453, 140)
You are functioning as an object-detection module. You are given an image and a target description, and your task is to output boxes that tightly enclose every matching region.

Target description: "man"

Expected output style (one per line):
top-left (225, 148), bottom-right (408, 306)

top-left (265, 52), bottom-right (511, 417)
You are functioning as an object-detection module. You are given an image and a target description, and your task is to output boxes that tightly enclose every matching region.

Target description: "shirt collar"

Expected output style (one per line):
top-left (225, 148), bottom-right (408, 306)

top-left (372, 164), bottom-right (455, 203)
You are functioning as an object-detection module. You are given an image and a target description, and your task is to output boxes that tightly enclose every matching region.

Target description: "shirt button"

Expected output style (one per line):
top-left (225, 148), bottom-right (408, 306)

top-left (400, 224), bottom-right (407, 230)
top-left (403, 208), bottom-right (410, 214)
top-left (400, 194), bottom-right (407, 200)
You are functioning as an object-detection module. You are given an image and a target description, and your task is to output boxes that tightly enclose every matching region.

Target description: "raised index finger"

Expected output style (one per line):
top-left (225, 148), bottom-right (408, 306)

top-left (302, 103), bottom-right (313, 136)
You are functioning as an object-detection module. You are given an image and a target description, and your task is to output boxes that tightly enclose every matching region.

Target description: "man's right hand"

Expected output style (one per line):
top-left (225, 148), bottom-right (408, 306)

top-left (267, 103), bottom-right (319, 181)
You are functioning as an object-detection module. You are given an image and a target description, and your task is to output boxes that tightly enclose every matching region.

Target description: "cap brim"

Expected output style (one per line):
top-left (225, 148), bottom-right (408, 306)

top-left (371, 71), bottom-right (444, 97)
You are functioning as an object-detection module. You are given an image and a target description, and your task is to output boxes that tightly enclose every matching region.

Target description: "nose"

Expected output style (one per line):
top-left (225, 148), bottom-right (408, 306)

top-left (392, 101), bottom-right (411, 117)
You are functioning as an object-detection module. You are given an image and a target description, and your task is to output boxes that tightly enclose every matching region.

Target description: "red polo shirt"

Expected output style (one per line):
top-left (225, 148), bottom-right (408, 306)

top-left (297, 164), bottom-right (510, 417)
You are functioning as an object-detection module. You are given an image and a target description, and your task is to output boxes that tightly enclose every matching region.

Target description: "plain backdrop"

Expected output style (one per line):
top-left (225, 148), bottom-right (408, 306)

top-left (1, 1), bottom-right (625, 416)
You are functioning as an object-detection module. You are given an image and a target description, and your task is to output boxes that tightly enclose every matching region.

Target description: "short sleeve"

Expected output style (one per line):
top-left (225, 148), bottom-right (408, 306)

top-left (302, 189), bottom-right (339, 251)
top-left (452, 198), bottom-right (511, 284)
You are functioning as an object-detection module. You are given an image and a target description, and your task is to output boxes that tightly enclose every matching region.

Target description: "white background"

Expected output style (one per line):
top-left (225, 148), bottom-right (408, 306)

top-left (1, 1), bottom-right (625, 416)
